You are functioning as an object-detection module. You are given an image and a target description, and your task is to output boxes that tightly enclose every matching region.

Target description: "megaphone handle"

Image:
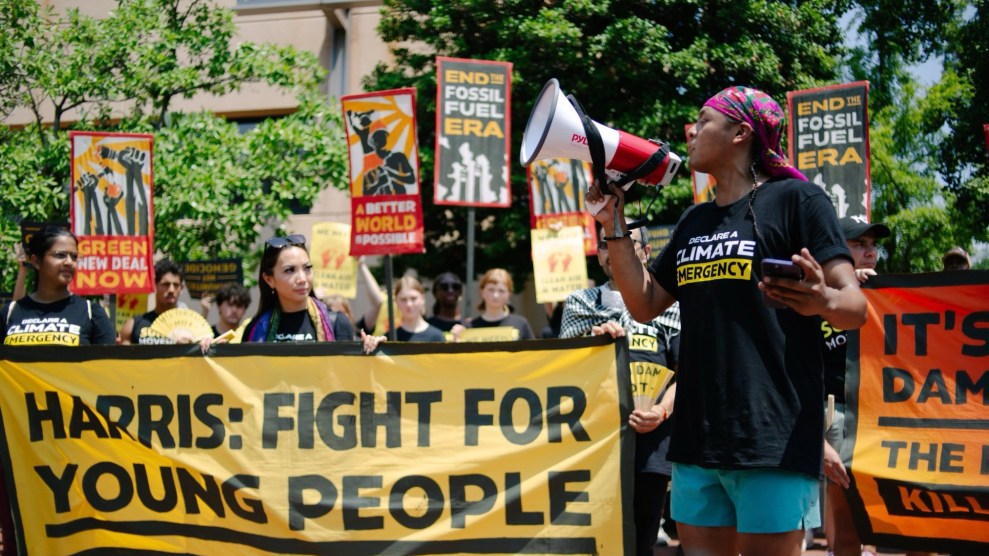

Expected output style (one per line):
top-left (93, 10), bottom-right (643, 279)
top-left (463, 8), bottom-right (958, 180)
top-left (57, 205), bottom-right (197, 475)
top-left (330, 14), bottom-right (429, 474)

top-left (567, 92), bottom-right (624, 234)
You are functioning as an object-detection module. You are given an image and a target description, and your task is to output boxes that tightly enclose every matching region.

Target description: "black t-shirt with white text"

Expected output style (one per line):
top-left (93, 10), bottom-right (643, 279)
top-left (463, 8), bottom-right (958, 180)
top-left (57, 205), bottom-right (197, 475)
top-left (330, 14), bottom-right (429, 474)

top-left (1, 295), bottom-right (115, 346)
top-left (270, 310), bottom-right (317, 342)
top-left (650, 178), bottom-right (851, 478)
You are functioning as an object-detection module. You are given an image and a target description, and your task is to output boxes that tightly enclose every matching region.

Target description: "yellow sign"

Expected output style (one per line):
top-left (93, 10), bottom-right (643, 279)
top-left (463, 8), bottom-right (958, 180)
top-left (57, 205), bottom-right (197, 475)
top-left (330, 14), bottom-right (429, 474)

top-left (0, 339), bottom-right (632, 554)
top-left (531, 226), bottom-right (588, 304)
top-left (311, 222), bottom-right (358, 298)
top-left (459, 326), bottom-right (519, 342)
top-left (115, 293), bottom-right (148, 333)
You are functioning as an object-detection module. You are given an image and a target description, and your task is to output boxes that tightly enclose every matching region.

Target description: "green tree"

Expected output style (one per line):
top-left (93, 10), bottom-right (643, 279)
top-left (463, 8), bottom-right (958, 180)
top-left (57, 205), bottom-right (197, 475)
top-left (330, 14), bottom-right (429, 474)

top-left (370, 0), bottom-right (848, 285)
top-left (844, 0), bottom-right (987, 270)
top-left (0, 0), bottom-right (348, 292)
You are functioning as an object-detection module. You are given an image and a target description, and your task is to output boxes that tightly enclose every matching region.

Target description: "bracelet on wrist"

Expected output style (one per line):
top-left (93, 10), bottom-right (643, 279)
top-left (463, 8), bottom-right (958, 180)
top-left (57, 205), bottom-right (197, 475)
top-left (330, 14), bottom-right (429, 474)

top-left (602, 231), bottom-right (632, 241)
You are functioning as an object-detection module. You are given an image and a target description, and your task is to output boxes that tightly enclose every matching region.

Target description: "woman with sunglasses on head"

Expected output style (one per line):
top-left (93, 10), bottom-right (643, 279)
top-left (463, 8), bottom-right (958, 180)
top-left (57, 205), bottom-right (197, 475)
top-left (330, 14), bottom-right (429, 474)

top-left (426, 272), bottom-right (463, 332)
top-left (392, 276), bottom-right (446, 342)
top-left (1, 226), bottom-right (115, 347)
top-left (587, 86), bottom-right (867, 556)
top-left (241, 234), bottom-right (380, 352)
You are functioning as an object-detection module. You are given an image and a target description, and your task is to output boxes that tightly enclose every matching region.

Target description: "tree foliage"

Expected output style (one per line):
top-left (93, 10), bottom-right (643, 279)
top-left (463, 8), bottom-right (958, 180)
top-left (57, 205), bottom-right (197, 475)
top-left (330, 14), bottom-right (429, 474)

top-left (844, 0), bottom-right (987, 271)
top-left (370, 0), bottom-right (848, 284)
top-left (0, 0), bottom-right (348, 292)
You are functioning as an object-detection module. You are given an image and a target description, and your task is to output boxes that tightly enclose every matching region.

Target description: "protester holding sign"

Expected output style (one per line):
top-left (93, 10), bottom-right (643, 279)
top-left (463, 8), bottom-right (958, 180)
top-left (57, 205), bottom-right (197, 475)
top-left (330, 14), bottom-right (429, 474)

top-left (821, 220), bottom-right (888, 556)
top-left (1, 226), bottom-right (115, 347)
top-left (242, 235), bottom-right (376, 352)
top-left (823, 221), bottom-right (936, 556)
top-left (587, 86), bottom-right (866, 555)
top-left (453, 268), bottom-right (534, 341)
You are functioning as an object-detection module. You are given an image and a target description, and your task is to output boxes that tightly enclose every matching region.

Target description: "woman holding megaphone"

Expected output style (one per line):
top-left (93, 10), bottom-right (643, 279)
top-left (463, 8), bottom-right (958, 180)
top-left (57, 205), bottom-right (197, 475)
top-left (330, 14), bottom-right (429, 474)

top-left (587, 86), bottom-right (867, 556)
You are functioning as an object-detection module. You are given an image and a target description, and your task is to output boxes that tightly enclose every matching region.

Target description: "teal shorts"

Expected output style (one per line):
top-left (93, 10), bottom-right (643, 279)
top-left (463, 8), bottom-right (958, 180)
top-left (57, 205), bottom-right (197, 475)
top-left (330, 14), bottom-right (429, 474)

top-left (670, 463), bottom-right (821, 533)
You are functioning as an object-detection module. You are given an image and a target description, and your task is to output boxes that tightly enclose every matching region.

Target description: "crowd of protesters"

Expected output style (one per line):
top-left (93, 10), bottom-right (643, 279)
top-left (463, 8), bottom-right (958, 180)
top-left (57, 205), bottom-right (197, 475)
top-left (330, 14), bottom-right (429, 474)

top-left (1, 84), bottom-right (979, 556)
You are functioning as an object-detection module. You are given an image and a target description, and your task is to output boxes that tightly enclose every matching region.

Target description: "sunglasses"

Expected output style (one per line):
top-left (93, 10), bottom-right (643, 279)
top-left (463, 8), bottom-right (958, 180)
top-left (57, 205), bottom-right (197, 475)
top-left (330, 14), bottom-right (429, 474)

top-left (436, 281), bottom-right (463, 292)
top-left (265, 234), bottom-right (306, 249)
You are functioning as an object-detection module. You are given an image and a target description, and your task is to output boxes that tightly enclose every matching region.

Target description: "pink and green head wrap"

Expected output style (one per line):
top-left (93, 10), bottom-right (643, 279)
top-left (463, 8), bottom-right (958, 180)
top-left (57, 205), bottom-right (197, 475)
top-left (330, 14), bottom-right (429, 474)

top-left (703, 86), bottom-right (806, 181)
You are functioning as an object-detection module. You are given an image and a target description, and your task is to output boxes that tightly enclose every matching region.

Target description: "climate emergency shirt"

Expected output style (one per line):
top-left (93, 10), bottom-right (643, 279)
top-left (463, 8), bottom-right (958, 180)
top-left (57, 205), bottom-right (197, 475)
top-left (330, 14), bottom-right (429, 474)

top-left (1, 295), bottom-right (115, 346)
top-left (649, 177), bottom-right (852, 478)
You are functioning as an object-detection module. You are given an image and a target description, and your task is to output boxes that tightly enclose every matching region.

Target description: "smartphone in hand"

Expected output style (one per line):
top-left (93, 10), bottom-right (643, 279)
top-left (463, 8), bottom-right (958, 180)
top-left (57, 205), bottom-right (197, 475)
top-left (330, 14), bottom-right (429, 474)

top-left (761, 258), bottom-right (804, 281)
top-left (761, 257), bottom-right (803, 308)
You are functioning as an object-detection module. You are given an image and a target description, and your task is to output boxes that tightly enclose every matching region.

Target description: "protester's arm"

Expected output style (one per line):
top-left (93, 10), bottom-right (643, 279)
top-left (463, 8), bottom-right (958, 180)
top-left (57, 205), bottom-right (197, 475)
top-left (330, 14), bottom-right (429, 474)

top-left (358, 257), bottom-right (384, 329)
top-left (199, 294), bottom-right (214, 318)
top-left (90, 302), bottom-right (117, 346)
top-left (119, 317), bottom-right (135, 345)
top-left (586, 191), bottom-right (676, 322)
top-left (854, 268), bottom-right (877, 283)
top-left (760, 248), bottom-right (867, 330)
top-left (13, 244), bottom-right (28, 301)
top-left (630, 383), bottom-right (676, 433)
top-left (823, 439), bottom-right (850, 488)
top-left (360, 329), bottom-right (386, 354)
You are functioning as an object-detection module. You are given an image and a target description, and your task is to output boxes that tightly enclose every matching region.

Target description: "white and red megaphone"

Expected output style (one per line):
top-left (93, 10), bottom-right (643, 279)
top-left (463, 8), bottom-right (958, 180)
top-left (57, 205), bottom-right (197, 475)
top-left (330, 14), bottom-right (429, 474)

top-left (520, 78), bottom-right (681, 214)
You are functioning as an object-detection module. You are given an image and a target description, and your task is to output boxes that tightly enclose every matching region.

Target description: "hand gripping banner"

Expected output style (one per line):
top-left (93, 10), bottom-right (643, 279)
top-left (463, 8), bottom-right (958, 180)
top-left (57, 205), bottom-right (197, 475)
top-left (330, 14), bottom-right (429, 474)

top-left (0, 337), bottom-right (634, 554)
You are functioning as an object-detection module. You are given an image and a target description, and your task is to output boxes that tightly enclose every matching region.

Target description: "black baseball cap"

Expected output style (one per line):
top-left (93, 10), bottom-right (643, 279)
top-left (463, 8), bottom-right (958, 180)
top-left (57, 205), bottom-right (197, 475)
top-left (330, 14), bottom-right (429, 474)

top-left (842, 220), bottom-right (891, 240)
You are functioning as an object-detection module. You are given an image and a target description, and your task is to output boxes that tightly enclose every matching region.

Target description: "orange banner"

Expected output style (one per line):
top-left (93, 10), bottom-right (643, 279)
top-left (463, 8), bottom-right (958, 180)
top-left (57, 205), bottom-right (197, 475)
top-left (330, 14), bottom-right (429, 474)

top-left (74, 236), bottom-right (153, 294)
top-left (846, 272), bottom-right (989, 552)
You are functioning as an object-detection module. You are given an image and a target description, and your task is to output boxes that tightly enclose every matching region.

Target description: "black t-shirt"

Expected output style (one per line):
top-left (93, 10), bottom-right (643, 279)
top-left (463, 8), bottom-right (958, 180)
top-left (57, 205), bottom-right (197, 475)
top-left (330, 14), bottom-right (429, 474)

top-left (821, 320), bottom-right (848, 403)
top-left (132, 310), bottom-right (166, 344)
top-left (396, 324), bottom-right (446, 342)
top-left (270, 310), bottom-right (317, 342)
top-left (1, 295), bottom-right (115, 346)
top-left (426, 315), bottom-right (460, 332)
top-left (650, 178), bottom-right (851, 478)
top-left (464, 313), bottom-right (534, 340)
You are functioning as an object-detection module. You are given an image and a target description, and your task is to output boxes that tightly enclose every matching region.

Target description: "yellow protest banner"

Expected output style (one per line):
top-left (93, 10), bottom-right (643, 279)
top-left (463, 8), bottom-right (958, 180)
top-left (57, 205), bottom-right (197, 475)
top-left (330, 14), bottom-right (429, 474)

top-left (531, 226), bottom-right (588, 304)
top-left (0, 337), bottom-right (633, 554)
top-left (311, 222), bottom-right (358, 298)
top-left (845, 272), bottom-right (989, 553)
